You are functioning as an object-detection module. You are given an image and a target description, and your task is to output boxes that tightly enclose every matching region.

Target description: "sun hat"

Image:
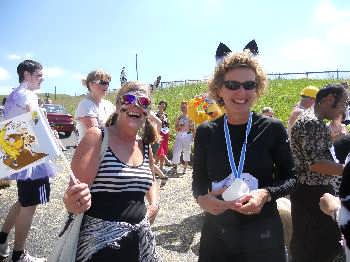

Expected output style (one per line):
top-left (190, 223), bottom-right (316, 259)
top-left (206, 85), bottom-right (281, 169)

top-left (300, 86), bottom-right (319, 99)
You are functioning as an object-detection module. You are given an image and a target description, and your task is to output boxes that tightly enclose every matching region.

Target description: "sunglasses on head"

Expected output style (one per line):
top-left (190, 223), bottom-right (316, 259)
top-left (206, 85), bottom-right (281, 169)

top-left (223, 80), bottom-right (257, 91)
top-left (92, 79), bottom-right (110, 86)
top-left (120, 94), bottom-right (151, 110)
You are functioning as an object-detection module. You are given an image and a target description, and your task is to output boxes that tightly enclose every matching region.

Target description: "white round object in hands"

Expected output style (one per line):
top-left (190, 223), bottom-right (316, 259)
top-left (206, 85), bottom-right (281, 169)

top-left (160, 127), bottom-right (169, 134)
top-left (222, 178), bottom-right (250, 201)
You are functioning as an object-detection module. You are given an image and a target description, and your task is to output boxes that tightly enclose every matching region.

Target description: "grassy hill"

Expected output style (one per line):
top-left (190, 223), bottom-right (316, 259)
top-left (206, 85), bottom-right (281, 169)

top-left (0, 78), bottom-right (346, 150)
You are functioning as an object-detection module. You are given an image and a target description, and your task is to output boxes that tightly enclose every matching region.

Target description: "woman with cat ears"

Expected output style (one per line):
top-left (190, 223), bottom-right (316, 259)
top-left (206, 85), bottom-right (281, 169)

top-left (64, 82), bottom-right (161, 261)
top-left (192, 41), bottom-right (295, 261)
top-left (215, 39), bottom-right (259, 65)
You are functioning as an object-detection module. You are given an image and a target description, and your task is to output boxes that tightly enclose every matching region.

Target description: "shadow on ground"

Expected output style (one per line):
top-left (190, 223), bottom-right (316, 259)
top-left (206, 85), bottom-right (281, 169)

top-left (153, 213), bottom-right (204, 255)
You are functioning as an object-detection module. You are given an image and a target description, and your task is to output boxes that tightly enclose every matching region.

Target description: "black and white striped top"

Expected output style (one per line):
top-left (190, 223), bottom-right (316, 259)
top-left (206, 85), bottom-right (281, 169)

top-left (86, 143), bottom-right (153, 223)
top-left (91, 144), bottom-right (153, 194)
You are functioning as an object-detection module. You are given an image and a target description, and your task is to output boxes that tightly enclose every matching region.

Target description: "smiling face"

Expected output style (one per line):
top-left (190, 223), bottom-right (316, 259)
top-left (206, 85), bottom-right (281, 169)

top-left (115, 84), bottom-right (151, 131)
top-left (218, 67), bottom-right (257, 116)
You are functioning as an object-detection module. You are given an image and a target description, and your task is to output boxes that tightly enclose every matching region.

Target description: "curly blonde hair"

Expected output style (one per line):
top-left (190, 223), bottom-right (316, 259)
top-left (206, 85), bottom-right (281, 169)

top-left (208, 50), bottom-right (268, 106)
top-left (106, 81), bottom-right (159, 144)
top-left (82, 69), bottom-right (111, 91)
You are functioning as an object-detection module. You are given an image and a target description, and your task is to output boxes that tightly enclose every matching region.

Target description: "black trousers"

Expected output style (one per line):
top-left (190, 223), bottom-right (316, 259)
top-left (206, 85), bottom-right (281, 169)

top-left (198, 214), bottom-right (286, 262)
top-left (290, 183), bottom-right (343, 262)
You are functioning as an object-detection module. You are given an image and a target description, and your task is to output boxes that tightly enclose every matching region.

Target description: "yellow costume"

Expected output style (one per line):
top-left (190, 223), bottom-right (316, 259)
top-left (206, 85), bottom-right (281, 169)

top-left (188, 95), bottom-right (224, 125)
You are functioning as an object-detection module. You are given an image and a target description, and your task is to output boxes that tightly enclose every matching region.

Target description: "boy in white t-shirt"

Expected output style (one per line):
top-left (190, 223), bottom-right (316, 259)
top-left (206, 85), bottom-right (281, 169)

top-left (0, 60), bottom-right (51, 262)
top-left (75, 70), bottom-right (115, 143)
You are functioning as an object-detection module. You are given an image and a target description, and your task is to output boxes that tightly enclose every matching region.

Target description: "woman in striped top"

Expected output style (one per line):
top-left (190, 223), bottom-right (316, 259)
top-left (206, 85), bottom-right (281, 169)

top-left (63, 82), bottom-right (161, 262)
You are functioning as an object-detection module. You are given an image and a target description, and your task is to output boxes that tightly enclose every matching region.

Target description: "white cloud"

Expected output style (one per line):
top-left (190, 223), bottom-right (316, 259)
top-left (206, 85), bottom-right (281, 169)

top-left (266, 1), bottom-right (350, 73)
top-left (24, 53), bottom-right (33, 59)
top-left (280, 38), bottom-right (330, 62)
top-left (0, 85), bottom-right (14, 95)
top-left (314, 0), bottom-right (350, 24)
top-left (268, 37), bottom-right (334, 72)
top-left (43, 67), bottom-right (65, 78)
top-left (313, 1), bottom-right (350, 44)
top-left (6, 52), bottom-right (34, 61)
top-left (326, 23), bottom-right (350, 44)
top-left (0, 67), bottom-right (10, 80)
top-left (72, 73), bottom-right (85, 80)
top-left (7, 54), bottom-right (21, 60)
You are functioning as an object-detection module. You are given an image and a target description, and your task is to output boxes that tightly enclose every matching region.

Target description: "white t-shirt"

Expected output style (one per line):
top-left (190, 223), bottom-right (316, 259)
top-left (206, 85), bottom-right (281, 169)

top-left (75, 96), bottom-right (115, 142)
top-left (4, 84), bottom-right (39, 119)
top-left (3, 84), bottom-right (56, 181)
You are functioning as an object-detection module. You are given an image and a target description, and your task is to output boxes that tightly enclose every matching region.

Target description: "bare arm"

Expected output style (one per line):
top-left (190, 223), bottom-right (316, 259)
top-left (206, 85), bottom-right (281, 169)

top-left (145, 146), bottom-right (160, 224)
top-left (148, 111), bottom-right (162, 133)
top-left (288, 109), bottom-right (302, 129)
top-left (190, 120), bottom-right (196, 138)
top-left (63, 127), bottom-right (102, 214)
top-left (175, 117), bottom-right (181, 132)
top-left (71, 127), bottom-right (102, 184)
top-left (78, 116), bottom-right (99, 130)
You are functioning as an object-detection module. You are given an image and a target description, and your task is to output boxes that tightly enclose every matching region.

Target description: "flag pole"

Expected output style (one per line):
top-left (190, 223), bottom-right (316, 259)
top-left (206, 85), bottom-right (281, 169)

top-left (136, 53), bottom-right (139, 80)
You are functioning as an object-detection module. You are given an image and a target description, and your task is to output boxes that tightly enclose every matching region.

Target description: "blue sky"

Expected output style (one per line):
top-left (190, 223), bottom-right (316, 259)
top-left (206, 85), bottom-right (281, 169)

top-left (0, 0), bottom-right (349, 95)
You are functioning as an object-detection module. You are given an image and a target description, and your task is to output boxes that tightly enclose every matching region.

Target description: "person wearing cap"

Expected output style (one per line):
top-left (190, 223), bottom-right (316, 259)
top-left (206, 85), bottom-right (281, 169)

top-left (290, 83), bottom-right (348, 262)
top-left (288, 85), bottom-right (319, 135)
top-left (188, 94), bottom-right (224, 125)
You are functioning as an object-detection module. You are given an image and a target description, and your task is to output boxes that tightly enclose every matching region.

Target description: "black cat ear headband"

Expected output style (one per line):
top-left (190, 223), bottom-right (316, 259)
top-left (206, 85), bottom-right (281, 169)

top-left (215, 39), bottom-right (259, 65)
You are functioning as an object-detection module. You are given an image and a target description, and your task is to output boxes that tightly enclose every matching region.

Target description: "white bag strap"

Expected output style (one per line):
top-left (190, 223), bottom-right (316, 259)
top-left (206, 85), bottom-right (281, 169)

top-left (99, 127), bottom-right (109, 162)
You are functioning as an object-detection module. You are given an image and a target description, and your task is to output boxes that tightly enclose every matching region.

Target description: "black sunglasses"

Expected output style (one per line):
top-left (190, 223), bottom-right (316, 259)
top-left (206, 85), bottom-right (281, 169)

top-left (223, 80), bottom-right (257, 91)
top-left (92, 79), bottom-right (110, 86)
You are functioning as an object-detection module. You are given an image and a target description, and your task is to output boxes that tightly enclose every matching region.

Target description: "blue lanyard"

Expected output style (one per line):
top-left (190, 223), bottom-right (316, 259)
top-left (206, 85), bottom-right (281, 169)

top-left (224, 112), bottom-right (253, 179)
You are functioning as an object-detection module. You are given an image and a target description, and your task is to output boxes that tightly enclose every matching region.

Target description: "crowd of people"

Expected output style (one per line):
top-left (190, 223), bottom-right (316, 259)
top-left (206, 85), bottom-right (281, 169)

top-left (0, 51), bottom-right (350, 262)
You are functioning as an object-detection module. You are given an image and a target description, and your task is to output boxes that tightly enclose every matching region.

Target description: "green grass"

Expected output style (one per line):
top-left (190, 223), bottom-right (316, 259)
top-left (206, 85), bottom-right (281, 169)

top-left (0, 78), bottom-right (347, 152)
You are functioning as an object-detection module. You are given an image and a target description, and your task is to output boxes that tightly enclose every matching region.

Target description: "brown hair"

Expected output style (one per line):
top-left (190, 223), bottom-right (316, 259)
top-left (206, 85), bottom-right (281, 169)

top-left (208, 50), bottom-right (268, 106)
top-left (82, 69), bottom-right (111, 91)
top-left (105, 81), bottom-right (159, 144)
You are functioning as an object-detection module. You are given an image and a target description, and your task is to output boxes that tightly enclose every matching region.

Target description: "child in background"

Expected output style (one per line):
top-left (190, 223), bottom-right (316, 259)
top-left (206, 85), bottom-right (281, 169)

top-left (171, 101), bottom-right (194, 175)
top-left (156, 101), bottom-right (170, 172)
top-left (261, 106), bottom-right (274, 118)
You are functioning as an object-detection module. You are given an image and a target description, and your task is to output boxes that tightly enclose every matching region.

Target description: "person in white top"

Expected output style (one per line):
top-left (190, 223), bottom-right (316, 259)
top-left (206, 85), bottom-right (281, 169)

top-left (287, 85), bottom-right (319, 135)
top-left (0, 60), bottom-right (51, 262)
top-left (75, 70), bottom-right (115, 143)
top-left (171, 101), bottom-right (195, 175)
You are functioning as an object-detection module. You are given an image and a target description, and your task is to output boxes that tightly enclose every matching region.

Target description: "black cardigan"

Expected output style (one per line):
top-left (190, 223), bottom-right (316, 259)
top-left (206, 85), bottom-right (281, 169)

top-left (192, 113), bottom-right (296, 205)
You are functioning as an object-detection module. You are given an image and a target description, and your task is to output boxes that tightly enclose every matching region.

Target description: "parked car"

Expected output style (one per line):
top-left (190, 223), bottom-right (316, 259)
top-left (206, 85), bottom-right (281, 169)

top-left (43, 104), bottom-right (75, 137)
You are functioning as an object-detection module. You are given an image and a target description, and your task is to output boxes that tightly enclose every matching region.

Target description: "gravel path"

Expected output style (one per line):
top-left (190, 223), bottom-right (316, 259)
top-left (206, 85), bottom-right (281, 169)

top-left (0, 133), bottom-right (202, 261)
